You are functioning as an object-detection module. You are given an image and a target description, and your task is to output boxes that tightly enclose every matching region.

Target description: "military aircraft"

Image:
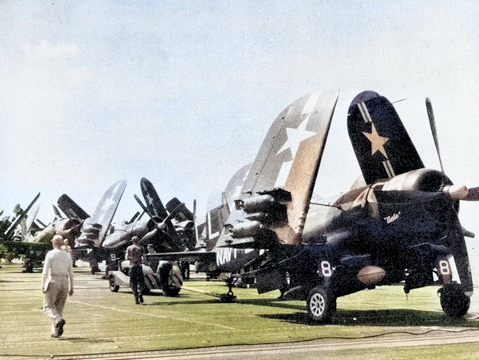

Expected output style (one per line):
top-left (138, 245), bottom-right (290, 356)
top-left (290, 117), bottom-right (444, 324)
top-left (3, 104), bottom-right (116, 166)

top-left (30, 200), bottom-right (85, 245)
top-left (149, 89), bottom-right (475, 323)
top-left (146, 90), bottom-right (338, 291)
top-left (129, 166), bottom-right (267, 286)
top-left (106, 178), bottom-right (197, 296)
top-left (1, 193), bottom-right (52, 272)
top-left (98, 178), bottom-right (197, 277)
top-left (26, 181), bottom-right (127, 272)
top-left (63, 180), bottom-right (128, 271)
top-left (3, 192), bottom-right (41, 241)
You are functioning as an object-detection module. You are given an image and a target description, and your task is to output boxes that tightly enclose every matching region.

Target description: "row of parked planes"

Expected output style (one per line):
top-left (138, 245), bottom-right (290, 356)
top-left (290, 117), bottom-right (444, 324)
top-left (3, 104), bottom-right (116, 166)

top-left (4, 89), bottom-right (477, 323)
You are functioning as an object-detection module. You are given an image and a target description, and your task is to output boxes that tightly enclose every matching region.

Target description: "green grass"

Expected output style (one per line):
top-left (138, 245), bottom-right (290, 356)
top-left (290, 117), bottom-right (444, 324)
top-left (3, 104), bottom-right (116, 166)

top-left (0, 263), bottom-right (477, 359)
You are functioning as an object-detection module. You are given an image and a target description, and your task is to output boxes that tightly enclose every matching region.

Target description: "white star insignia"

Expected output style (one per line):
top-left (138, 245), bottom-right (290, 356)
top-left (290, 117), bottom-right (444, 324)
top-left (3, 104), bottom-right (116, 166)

top-left (97, 197), bottom-right (115, 224)
top-left (277, 117), bottom-right (316, 158)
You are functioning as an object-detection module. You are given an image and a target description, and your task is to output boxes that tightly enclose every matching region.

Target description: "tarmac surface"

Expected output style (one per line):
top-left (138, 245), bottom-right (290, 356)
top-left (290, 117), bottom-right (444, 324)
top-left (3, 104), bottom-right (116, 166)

top-left (25, 328), bottom-right (479, 360)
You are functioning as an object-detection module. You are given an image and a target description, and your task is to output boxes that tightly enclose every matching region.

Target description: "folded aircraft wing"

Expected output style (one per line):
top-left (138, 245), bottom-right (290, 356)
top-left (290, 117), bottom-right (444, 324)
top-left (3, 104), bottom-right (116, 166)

top-left (57, 194), bottom-right (90, 220)
top-left (77, 180), bottom-right (127, 247)
top-left (347, 91), bottom-right (424, 184)
top-left (4, 192), bottom-right (41, 237)
top-left (237, 90), bottom-right (339, 245)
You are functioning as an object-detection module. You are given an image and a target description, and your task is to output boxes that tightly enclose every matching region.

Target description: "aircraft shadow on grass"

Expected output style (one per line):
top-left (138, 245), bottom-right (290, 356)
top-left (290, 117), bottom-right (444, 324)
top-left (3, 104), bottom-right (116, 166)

top-left (259, 309), bottom-right (477, 327)
top-left (111, 287), bottom-right (478, 328)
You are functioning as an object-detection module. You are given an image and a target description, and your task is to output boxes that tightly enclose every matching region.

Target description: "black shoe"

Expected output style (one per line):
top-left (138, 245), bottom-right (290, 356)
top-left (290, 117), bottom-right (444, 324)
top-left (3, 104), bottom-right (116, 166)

top-left (56, 319), bottom-right (66, 337)
top-left (139, 295), bottom-right (144, 303)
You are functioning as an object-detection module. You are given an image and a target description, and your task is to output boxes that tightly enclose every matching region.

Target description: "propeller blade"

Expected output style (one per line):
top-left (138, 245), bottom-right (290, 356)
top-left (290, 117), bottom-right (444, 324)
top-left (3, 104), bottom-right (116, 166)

top-left (134, 194), bottom-right (151, 216)
top-left (462, 186), bottom-right (479, 201)
top-left (426, 98), bottom-right (445, 173)
top-left (193, 199), bottom-right (199, 244)
top-left (134, 193), bottom-right (182, 230)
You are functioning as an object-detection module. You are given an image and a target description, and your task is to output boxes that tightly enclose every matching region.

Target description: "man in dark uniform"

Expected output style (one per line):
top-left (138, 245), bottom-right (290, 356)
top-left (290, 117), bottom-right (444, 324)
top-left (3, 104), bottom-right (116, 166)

top-left (125, 236), bottom-right (145, 304)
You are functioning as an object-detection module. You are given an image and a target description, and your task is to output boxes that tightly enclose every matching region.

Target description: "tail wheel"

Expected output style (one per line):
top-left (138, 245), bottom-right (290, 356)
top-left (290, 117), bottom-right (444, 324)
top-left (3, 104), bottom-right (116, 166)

top-left (141, 285), bottom-right (151, 295)
top-left (439, 283), bottom-right (470, 318)
top-left (163, 275), bottom-right (181, 296)
top-left (109, 276), bottom-right (119, 292)
top-left (307, 285), bottom-right (336, 323)
top-left (159, 262), bottom-right (182, 297)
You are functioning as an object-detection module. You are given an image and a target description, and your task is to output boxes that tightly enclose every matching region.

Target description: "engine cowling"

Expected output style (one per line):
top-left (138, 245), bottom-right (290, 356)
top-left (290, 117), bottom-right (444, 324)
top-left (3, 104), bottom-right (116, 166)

top-left (381, 169), bottom-right (453, 193)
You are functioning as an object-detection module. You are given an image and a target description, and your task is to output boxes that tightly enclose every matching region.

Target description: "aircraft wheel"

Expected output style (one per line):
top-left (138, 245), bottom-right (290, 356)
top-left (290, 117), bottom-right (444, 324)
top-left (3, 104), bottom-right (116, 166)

top-left (220, 291), bottom-right (236, 303)
top-left (141, 286), bottom-right (151, 296)
top-left (109, 276), bottom-right (119, 292)
top-left (163, 285), bottom-right (180, 297)
top-left (307, 286), bottom-right (336, 323)
top-left (160, 264), bottom-right (182, 296)
top-left (24, 260), bottom-right (34, 273)
top-left (439, 283), bottom-right (470, 318)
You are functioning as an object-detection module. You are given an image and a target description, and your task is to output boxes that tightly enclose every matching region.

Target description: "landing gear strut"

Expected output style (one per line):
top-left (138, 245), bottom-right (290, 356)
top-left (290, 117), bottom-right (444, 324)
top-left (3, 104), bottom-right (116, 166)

top-left (220, 276), bottom-right (238, 303)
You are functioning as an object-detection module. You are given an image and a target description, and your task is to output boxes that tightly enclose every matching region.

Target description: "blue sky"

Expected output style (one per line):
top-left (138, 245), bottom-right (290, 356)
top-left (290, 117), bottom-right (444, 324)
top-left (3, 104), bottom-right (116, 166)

top-left (1, 0), bottom-right (479, 258)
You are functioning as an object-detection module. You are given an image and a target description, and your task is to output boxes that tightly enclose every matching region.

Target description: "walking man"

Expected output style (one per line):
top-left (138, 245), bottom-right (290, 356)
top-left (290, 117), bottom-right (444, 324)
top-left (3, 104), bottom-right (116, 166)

top-left (125, 236), bottom-right (146, 304)
top-left (42, 235), bottom-right (74, 337)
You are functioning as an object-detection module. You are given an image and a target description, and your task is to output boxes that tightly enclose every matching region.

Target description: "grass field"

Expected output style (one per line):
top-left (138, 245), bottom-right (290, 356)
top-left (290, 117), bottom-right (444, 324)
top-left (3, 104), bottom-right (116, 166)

top-left (0, 263), bottom-right (478, 359)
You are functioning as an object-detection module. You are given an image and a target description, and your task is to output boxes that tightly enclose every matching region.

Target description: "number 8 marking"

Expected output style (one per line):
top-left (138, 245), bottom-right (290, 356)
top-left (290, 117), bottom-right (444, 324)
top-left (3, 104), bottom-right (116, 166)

top-left (321, 261), bottom-right (332, 277)
top-left (438, 260), bottom-right (450, 275)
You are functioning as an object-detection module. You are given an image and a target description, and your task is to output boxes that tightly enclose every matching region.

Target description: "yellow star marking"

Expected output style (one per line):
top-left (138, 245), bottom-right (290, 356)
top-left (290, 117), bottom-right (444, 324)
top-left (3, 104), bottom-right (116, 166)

top-left (362, 124), bottom-right (389, 158)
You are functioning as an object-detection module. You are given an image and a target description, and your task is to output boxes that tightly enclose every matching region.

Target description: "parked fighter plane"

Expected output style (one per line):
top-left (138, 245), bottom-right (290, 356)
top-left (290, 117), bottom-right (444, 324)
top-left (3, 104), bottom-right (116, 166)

top-left (28, 181), bottom-right (127, 272)
top-left (149, 89), bottom-right (475, 323)
top-left (106, 178), bottom-right (196, 296)
top-left (3, 192), bottom-right (41, 241)
top-left (147, 90), bottom-right (338, 292)
top-left (1, 193), bottom-right (52, 272)
top-left (67, 180), bottom-right (127, 271)
top-left (99, 178), bottom-right (196, 270)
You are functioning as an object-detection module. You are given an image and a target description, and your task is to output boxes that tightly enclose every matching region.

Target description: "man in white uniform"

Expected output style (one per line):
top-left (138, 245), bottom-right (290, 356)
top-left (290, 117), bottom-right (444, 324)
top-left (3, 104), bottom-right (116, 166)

top-left (42, 235), bottom-right (74, 337)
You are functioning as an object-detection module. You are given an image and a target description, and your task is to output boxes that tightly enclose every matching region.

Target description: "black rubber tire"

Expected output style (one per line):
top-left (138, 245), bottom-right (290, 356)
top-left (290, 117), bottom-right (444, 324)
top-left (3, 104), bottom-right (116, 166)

top-left (439, 283), bottom-right (470, 318)
top-left (109, 276), bottom-right (119, 292)
top-left (307, 285), bottom-right (336, 323)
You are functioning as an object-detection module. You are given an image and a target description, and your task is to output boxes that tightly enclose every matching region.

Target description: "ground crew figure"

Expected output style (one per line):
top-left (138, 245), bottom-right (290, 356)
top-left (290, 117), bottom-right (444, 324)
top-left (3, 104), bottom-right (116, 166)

top-left (61, 238), bottom-right (76, 267)
top-left (125, 236), bottom-right (145, 304)
top-left (42, 235), bottom-right (74, 338)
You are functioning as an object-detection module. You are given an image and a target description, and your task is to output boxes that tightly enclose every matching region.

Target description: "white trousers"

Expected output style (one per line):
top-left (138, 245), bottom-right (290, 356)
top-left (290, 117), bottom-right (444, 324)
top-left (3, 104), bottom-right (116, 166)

top-left (43, 276), bottom-right (68, 334)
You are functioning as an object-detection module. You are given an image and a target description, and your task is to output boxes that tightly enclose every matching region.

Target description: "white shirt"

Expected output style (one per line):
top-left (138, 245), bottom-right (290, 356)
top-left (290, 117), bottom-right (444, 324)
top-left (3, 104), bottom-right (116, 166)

top-left (42, 248), bottom-right (74, 292)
